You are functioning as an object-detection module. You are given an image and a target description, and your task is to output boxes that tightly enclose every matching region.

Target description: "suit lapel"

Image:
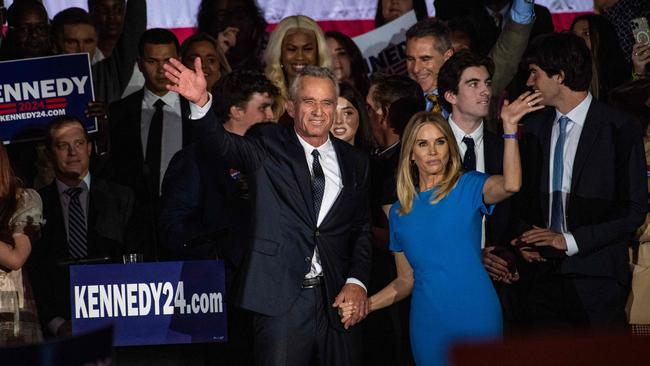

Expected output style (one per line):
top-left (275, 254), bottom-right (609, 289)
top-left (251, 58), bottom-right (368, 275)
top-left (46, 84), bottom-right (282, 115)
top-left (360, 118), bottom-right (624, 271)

top-left (570, 101), bottom-right (600, 194)
top-left (483, 131), bottom-right (502, 174)
top-left (181, 97), bottom-right (191, 146)
top-left (321, 137), bottom-right (352, 226)
top-left (540, 109), bottom-right (554, 223)
top-left (41, 183), bottom-right (68, 258)
top-left (285, 129), bottom-right (317, 224)
top-left (130, 89), bottom-right (145, 164)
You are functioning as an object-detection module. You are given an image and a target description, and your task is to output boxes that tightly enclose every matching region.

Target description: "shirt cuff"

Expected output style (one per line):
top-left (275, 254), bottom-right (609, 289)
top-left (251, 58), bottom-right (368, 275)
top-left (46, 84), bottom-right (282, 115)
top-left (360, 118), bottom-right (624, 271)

top-left (510, 0), bottom-right (535, 25)
top-left (48, 316), bottom-right (66, 335)
top-left (564, 232), bottom-right (579, 256)
top-left (189, 93), bottom-right (212, 120)
top-left (345, 277), bottom-right (367, 292)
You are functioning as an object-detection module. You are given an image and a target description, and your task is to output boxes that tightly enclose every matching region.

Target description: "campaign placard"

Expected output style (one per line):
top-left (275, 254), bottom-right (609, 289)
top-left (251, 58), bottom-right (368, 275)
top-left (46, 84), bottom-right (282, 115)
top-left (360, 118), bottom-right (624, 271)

top-left (70, 260), bottom-right (227, 346)
top-left (0, 53), bottom-right (96, 143)
top-left (353, 10), bottom-right (417, 76)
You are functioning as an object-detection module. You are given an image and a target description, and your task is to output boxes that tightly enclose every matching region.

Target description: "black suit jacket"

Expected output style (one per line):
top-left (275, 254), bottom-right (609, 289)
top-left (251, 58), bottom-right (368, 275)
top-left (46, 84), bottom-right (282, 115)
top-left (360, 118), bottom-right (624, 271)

top-left (27, 178), bottom-right (135, 333)
top-left (199, 113), bottom-right (372, 331)
top-left (483, 130), bottom-right (516, 247)
top-left (106, 89), bottom-right (212, 260)
top-left (516, 101), bottom-right (647, 286)
top-left (159, 142), bottom-right (250, 290)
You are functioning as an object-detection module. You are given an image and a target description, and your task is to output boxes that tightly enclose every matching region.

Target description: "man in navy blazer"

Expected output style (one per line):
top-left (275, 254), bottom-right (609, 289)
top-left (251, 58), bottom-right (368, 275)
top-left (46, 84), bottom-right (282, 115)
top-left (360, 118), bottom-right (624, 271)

top-left (515, 33), bottom-right (646, 328)
top-left (164, 60), bottom-right (372, 365)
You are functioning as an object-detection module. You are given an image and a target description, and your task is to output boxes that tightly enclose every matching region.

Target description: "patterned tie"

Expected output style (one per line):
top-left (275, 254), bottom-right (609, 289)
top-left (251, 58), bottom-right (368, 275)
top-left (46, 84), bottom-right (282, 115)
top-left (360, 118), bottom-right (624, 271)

top-left (311, 149), bottom-right (325, 219)
top-left (550, 116), bottom-right (570, 232)
top-left (145, 99), bottom-right (165, 195)
top-left (462, 136), bottom-right (476, 171)
top-left (65, 187), bottom-right (87, 259)
top-left (425, 93), bottom-right (441, 113)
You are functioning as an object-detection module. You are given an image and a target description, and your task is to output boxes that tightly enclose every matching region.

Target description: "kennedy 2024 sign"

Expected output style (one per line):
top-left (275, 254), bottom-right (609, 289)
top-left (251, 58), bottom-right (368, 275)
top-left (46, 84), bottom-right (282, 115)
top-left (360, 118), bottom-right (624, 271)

top-left (70, 260), bottom-right (227, 346)
top-left (0, 53), bottom-right (96, 143)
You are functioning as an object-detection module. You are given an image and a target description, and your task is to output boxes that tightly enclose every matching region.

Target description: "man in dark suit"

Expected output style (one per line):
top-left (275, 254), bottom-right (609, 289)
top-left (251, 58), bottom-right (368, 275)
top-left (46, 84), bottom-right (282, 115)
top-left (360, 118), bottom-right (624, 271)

top-left (107, 28), bottom-right (209, 261)
top-left (438, 50), bottom-right (525, 330)
top-left (515, 33), bottom-right (647, 328)
top-left (164, 59), bottom-right (372, 365)
top-left (27, 116), bottom-right (136, 337)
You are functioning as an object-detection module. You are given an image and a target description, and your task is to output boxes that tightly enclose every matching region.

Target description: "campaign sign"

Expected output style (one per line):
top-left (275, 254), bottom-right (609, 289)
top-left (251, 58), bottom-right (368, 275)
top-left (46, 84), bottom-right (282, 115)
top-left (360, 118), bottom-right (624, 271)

top-left (70, 260), bottom-right (227, 346)
top-left (0, 53), bottom-right (96, 143)
top-left (353, 10), bottom-right (417, 76)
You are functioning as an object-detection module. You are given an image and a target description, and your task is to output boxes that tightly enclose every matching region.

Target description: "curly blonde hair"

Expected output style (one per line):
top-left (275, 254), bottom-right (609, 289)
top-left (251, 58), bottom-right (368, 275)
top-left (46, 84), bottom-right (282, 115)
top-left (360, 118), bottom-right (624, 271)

top-left (264, 15), bottom-right (332, 118)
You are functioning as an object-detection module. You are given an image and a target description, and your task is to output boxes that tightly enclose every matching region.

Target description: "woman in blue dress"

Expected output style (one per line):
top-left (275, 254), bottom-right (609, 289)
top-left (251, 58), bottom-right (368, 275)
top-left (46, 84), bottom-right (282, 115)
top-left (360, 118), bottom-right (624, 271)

top-left (339, 91), bottom-right (542, 365)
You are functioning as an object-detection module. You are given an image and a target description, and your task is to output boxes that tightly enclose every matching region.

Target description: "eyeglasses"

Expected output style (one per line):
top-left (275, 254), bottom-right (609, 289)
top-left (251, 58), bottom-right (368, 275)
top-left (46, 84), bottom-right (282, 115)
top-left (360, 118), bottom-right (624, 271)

top-left (10, 23), bottom-right (49, 36)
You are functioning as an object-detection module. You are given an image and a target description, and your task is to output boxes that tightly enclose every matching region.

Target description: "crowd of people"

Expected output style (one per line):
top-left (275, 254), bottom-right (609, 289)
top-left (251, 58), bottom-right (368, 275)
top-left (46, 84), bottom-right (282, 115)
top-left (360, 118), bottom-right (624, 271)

top-left (0, 0), bottom-right (649, 365)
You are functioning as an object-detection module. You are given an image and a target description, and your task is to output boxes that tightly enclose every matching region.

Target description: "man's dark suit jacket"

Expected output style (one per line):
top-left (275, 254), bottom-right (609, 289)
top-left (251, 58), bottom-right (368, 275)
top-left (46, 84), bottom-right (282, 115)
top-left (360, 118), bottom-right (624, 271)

top-left (159, 142), bottom-right (250, 290)
top-left (106, 89), bottom-right (212, 260)
top-left (27, 178), bottom-right (135, 334)
top-left (198, 112), bottom-right (372, 331)
top-left (516, 101), bottom-right (646, 292)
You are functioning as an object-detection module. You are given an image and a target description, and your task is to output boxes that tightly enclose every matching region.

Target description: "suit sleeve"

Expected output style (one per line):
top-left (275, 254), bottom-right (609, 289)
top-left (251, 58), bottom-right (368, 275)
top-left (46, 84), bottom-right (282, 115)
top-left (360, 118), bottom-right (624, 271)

top-left (488, 18), bottom-right (533, 96)
top-left (198, 106), bottom-right (267, 173)
top-left (571, 120), bottom-right (648, 254)
top-left (346, 155), bottom-right (373, 286)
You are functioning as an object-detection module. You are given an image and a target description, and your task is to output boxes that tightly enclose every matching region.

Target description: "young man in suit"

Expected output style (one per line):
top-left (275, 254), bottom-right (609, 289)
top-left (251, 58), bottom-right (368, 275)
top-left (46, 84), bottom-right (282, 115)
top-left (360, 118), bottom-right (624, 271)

top-left (404, 0), bottom-right (533, 121)
top-left (516, 32), bottom-right (647, 328)
top-left (165, 59), bottom-right (372, 365)
top-left (27, 116), bottom-right (136, 337)
top-left (107, 28), bottom-right (210, 261)
top-left (438, 49), bottom-right (530, 330)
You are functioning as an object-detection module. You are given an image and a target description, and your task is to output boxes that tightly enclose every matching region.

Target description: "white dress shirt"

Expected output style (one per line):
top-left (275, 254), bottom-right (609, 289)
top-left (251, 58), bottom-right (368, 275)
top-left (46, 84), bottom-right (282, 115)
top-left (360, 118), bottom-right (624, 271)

top-left (141, 89), bottom-right (183, 194)
top-left (548, 93), bottom-right (592, 256)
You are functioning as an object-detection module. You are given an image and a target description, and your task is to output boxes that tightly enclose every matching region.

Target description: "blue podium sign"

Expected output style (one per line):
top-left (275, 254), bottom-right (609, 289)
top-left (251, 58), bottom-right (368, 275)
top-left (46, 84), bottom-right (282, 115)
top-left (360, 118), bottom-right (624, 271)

top-left (70, 260), bottom-right (227, 346)
top-left (0, 53), bottom-right (96, 143)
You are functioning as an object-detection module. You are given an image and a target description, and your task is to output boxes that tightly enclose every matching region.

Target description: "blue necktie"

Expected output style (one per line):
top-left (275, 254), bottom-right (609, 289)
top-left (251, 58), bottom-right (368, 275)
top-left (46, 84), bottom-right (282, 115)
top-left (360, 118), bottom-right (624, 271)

top-left (550, 116), bottom-right (570, 232)
top-left (311, 149), bottom-right (325, 219)
top-left (65, 187), bottom-right (88, 259)
top-left (462, 136), bottom-right (476, 171)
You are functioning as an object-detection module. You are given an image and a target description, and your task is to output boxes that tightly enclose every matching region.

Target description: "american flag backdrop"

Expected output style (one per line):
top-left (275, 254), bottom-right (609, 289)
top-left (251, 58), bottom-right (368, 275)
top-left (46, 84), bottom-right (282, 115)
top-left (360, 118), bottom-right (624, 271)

top-left (5, 0), bottom-right (593, 42)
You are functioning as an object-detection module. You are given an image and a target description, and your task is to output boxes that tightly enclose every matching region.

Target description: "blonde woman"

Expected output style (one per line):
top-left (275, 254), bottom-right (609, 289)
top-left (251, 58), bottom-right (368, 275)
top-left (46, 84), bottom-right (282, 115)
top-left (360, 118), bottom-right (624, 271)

top-left (340, 92), bottom-right (542, 365)
top-left (264, 15), bottom-right (332, 122)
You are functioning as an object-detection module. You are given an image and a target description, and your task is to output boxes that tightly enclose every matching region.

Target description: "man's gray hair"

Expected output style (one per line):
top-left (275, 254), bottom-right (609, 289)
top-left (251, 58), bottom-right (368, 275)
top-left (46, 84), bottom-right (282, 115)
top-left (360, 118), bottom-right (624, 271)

top-left (288, 66), bottom-right (339, 101)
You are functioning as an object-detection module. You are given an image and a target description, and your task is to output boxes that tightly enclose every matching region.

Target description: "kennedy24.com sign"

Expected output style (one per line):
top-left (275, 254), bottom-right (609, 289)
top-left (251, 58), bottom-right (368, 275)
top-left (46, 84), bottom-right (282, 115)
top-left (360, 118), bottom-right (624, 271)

top-left (0, 53), bottom-right (96, 143)
top-left (70, 260), bottom-right (227, 346)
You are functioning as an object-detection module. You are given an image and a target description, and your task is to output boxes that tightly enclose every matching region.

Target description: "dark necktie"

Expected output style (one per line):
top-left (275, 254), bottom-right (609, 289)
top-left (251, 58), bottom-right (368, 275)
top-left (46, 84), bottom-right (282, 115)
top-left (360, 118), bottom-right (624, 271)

top-left (550, 116), bottom-right (570, 232)
top-left (311, 149), bottom-right (325, 219)
top-left (145, 99), bottom-right (165, 195)
top-left (462, 136), bottom-right (476, 171)
top-left (65, 187), bottom-right (87, 259)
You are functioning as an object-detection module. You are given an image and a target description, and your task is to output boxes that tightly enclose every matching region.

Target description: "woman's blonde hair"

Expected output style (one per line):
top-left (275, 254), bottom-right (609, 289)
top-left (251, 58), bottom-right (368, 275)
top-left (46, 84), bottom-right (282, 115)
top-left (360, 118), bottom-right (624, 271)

top-left (264, 15), bottom-right (332, 118)
top-left (396, 112), bottom-right (462, 215)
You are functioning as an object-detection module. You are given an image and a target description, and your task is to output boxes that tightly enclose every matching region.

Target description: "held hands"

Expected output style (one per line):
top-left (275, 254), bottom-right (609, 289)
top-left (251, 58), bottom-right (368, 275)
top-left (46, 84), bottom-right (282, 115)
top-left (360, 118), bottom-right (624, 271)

top-left (332, 283), bottom-right (368, 330)
top-left (163, 57), bottom-right (209, 107)
top-left (500, 91), bottom-right (544, 132)
top-left (481, 246), bottom-right (519, 284)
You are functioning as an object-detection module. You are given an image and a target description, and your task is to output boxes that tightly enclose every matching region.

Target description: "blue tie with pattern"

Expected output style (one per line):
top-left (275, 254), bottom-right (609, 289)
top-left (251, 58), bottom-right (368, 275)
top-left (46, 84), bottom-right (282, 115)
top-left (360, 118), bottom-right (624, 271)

top-left (65, 187), bottom-right (88, 259)
top-left (311, 149), bottom-right (325, 219)
top-left (550, 116), bottom-right (570, 232)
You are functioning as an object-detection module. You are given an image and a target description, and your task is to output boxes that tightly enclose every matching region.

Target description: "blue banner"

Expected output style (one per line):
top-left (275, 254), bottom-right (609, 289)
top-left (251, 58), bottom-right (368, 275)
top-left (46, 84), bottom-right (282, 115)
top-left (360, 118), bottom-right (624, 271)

top-left (0, 53), bottom-right (96, 143)
top-left (70, 260), bottom-right (227, 346)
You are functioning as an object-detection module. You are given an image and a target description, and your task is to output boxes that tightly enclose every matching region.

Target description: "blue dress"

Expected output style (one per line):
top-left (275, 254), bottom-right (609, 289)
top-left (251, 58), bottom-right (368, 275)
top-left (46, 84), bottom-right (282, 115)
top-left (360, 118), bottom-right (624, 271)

top-left (389, 172), bottom-right (502, 366)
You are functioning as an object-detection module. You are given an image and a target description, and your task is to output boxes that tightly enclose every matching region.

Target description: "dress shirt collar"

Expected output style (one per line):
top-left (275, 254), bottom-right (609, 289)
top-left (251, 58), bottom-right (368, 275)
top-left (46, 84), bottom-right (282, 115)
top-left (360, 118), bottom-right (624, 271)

top-left (56, 172), bottom-right (91, 195)
top-left (143, 88), bottom-right (179, 109)
top-left (295, 131), bottom-right (334, 157)
top-left (448, 115), bottom-right (484, 147)
top-left (554, 93), bottom-right (592, 127)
